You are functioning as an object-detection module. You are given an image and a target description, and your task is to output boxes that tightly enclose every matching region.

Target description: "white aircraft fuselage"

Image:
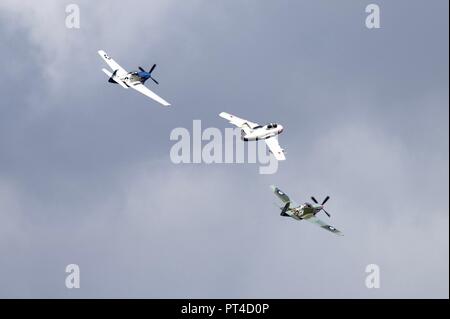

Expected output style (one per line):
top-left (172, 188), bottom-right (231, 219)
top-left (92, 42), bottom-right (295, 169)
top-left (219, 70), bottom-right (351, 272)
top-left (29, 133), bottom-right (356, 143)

top-left (219, 112), bottom-right (286, 160)
top-left (110, 71), bottom-right (151, 87)
top-left (241, 123), bottom-right (284, 141)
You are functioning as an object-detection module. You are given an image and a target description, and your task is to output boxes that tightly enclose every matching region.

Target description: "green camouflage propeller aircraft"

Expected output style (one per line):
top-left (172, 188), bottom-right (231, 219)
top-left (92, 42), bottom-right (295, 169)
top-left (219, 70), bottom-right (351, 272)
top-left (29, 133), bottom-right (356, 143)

top-left (271, 185), bottom-right (343, 236)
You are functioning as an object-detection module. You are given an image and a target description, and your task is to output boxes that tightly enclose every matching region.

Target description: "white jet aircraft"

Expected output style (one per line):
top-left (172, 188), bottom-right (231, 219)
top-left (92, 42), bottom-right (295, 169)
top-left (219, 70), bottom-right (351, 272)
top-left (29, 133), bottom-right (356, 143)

top-left (271, 185), bottom-right (343, 236)
top-left (219, 112), bottom-right (286, 161)
top-left (98, 50), bottom-right (170, 106)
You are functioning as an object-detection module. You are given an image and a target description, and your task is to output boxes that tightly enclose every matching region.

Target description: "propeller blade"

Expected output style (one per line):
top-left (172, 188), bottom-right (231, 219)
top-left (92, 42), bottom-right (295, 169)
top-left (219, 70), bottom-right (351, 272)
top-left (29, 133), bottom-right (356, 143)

top-left (322, 209), bottom-right (331, 218)
top-left (150, 77), bottom-right (159, 85)
top-left (149, 64), bottom-right (156, 74)
top-left (138, 67), bottom-right (145, 72)
top-left (321, 196), bottom-right (330, 205)
top-left (311, 196), bottom-right (318, 204)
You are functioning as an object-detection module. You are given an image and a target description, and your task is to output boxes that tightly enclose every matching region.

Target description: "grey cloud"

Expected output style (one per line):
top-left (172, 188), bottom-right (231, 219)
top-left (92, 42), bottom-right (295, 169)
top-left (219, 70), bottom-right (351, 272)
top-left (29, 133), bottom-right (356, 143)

top-left (0, 0), bottom-right (447, 298)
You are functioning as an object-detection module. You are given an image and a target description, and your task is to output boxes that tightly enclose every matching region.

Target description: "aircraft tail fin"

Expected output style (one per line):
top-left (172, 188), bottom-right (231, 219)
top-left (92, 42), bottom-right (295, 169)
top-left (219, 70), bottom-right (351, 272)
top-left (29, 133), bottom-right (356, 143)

top-left (280, 202), bottom-right (290, 216)
top-left (102, 68), bottom-right (128, 89)
top-left (273, 202), bottom-right (291, 217)
top-left (108, 69), bottom-right (118, 83)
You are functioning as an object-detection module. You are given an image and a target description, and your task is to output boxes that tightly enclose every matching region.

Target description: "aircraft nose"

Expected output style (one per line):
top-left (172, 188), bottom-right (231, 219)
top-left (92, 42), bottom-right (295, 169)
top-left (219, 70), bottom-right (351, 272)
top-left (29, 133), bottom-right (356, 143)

top-left (279, 125), bottom-right (284, 133)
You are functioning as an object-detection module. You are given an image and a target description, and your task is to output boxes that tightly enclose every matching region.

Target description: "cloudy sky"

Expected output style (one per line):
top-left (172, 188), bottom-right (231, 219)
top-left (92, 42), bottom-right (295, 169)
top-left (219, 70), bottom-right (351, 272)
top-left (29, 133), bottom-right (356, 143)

top-left (0, 0), bottom-right (448, 298)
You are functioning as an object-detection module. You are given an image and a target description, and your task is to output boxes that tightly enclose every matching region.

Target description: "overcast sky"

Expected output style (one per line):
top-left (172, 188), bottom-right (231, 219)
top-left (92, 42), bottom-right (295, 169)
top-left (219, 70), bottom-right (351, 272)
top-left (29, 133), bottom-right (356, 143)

top-left (0, 0), bottom-right (448, 298)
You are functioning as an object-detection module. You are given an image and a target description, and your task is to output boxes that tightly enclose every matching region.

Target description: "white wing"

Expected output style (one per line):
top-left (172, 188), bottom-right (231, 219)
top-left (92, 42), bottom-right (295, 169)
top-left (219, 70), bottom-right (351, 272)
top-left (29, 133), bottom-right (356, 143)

top-left (98, 50), bottom-right (127, 76)
top-left (265, 137), bottom-right (286, 161)
top-left (219, 112), bottom-right (260, 130)
top-left (304, 216), bottom-right (343, 236)
top-left (130, 83), bottom-right (171, 106)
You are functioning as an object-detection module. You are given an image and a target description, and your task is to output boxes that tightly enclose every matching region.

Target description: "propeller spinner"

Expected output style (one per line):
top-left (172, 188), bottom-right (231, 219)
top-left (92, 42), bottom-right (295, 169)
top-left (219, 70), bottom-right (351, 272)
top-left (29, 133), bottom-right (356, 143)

top-left (139, 64), bottom-right (159, 84)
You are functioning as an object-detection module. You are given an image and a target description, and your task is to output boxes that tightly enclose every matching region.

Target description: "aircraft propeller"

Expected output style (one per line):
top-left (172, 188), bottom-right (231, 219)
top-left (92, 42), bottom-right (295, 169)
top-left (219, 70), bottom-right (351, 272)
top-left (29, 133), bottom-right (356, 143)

top-left (139, 64), bottom-right (159, 84)
top-left (311, 196), bottom-right (331, 218)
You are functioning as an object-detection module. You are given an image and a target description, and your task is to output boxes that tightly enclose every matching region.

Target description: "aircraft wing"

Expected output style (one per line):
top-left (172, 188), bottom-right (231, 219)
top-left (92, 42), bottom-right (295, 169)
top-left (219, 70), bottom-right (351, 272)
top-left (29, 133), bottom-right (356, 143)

top-left (130, 83), bottom-right (171, 106)
top-left (270, 185), bottom-right (299, 209)
top-left (219, 112), bottom-right (260, 130)
top-left (304, 216), bottom-right (343, 236)
top-left (98, 50), bottom-right (127, 76)
top-left (265, 137), bottom-right (286, 161)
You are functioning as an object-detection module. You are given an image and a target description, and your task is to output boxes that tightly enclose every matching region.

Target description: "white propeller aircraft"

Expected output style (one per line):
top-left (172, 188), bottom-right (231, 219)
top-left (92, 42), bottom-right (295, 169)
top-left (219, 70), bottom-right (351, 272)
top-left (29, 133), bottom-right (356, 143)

top-left (98, 50), bottom-right (170, 106)
top-left (271, 185), bottom-right (343, 236)
top-left (219, 112), bottom-right (286, 161)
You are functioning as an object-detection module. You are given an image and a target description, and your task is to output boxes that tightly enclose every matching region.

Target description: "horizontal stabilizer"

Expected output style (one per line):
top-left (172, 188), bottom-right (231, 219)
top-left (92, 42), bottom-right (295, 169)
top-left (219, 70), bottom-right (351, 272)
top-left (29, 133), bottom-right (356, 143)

top-left (102, 68), bottom-right (128, 89)
top-left (101, 68), bottom-right (112, 77)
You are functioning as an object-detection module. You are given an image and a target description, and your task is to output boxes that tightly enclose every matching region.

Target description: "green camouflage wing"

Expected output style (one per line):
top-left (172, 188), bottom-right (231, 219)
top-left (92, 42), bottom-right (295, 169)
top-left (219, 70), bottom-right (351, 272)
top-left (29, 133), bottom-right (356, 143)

top-left (270, 185), bottom-right (299, 208)
top-left (305, 216), bottom-right (343, 236)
